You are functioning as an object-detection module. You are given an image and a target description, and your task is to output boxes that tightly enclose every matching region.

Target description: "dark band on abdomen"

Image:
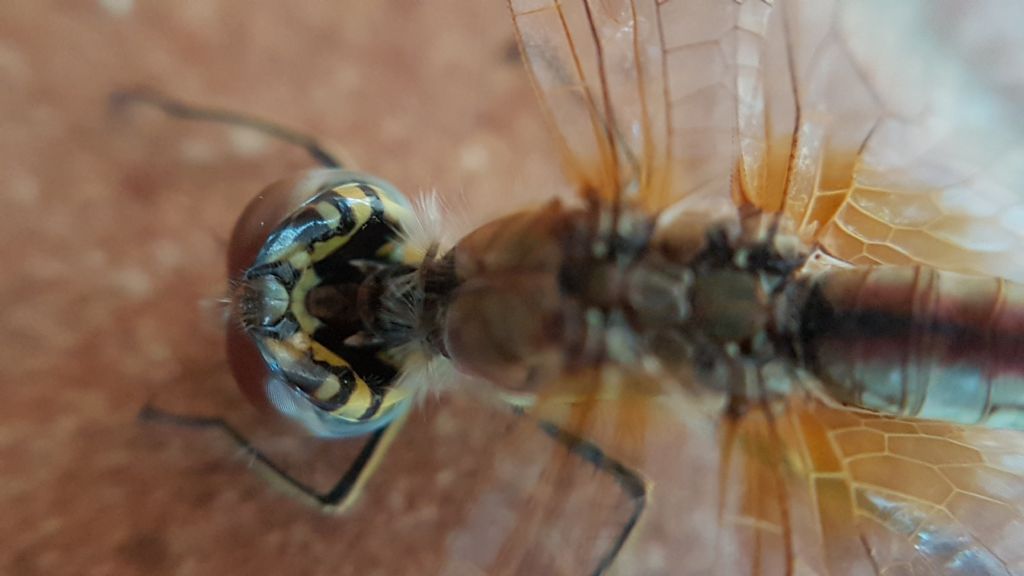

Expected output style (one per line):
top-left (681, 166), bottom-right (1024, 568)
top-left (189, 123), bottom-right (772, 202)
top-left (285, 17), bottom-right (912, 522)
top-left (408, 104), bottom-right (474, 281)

top-left (792, 267), bottom-right (1024, 427)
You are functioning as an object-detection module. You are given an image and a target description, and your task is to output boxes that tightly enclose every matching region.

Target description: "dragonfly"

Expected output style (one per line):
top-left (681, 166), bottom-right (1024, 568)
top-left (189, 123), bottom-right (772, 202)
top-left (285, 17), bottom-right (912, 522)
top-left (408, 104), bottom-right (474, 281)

top-left (125, 0), bottom-right (1024, 574)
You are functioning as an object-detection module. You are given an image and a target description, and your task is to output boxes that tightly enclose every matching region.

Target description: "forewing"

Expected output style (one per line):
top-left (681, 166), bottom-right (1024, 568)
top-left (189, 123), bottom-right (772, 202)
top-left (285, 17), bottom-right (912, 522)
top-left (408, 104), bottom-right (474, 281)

top-left (760, 1), bottom-right (1024, 280)
top-left (508, 0), bottom-right (778, 212)
top-left (511, 1), bottom-right (1024, 279)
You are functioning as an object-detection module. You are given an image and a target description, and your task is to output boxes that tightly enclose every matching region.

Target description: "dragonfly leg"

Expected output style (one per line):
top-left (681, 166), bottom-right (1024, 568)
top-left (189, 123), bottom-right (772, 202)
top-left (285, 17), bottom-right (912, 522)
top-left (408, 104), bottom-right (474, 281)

top-left (109, 88), bottom-right (343, 169)
top-left (535, 419), bottom-right (648, 576)
top-left (139, 403), bottom-right (406, 514)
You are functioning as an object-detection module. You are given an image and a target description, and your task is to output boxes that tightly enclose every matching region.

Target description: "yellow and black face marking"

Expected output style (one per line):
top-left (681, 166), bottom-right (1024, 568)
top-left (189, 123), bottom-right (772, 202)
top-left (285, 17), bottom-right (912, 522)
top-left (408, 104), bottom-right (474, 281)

top-left (232, 170), bottom-right (421, 438)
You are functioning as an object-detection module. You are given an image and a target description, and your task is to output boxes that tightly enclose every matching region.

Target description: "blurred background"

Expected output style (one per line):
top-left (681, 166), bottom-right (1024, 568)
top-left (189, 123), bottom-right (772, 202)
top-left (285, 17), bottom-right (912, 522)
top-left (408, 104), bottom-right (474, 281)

top-left (0, 2), bottom-right (624, 575)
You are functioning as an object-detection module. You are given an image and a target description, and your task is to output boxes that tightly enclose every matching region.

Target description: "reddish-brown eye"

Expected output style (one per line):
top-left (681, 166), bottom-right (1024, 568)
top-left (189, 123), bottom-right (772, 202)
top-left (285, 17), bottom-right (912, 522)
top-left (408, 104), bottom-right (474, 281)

top-left (226, 320), bottom-right (271, 410)
top-left (225, 169), bottom-right (346, 409)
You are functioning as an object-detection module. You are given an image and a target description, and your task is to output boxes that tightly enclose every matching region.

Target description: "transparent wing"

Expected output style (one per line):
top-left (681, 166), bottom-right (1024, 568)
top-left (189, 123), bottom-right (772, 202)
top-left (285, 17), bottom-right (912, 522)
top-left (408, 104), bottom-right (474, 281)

top-left (458, 2), bottom-right (1024, 571)
top-left (801, 403), bottom-right (1024, 575)
top-left (751, 1), bottom-right (1024, 280)
top-left (449, 369), bottom-right (1024, 575)
top-left (440, 369), bottom-right (712, 575)
top-left (512, 1), bottom-right (1024, 279)
top-left (729, 397), bottom-right (1024, 575)
top-left (508, 0), bottom-right (774, 212)
top-left (707, 395), bottom-right (1024, 576)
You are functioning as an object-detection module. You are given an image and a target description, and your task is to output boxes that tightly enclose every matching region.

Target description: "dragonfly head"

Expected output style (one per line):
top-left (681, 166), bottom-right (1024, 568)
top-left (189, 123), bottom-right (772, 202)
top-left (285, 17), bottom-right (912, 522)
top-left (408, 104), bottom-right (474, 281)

top-left (225, 169), bottom-right (422, 437)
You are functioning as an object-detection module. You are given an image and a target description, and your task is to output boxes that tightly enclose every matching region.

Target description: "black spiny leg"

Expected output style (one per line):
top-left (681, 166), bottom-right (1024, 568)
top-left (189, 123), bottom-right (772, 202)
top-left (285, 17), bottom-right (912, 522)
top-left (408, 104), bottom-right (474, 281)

top-left (535, 420), bottom-right (648, 576)
top-left (118, 89), bottom-right (383, 510)
top-left (109, 88), bottom-right (342, 169)
top-left (140, 404), bottom-right (406, 513)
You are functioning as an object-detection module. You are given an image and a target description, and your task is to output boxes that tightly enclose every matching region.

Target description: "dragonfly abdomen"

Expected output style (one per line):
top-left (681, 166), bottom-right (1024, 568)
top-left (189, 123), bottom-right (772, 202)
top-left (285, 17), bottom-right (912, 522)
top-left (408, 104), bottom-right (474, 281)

top-left (790, 266), bottom-right (1024, 428)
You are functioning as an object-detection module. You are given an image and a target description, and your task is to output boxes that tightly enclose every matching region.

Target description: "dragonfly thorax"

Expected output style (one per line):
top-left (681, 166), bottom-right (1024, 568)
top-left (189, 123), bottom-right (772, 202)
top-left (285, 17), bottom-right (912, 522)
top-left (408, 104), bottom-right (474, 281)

top-left (430, 201), bottom-right (807, 399)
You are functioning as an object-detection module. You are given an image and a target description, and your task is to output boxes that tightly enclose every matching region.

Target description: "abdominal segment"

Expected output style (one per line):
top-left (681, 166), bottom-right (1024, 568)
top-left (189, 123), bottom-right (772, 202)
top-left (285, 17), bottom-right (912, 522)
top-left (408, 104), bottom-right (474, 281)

top-left (791, 266), bottom-right (1024, 428)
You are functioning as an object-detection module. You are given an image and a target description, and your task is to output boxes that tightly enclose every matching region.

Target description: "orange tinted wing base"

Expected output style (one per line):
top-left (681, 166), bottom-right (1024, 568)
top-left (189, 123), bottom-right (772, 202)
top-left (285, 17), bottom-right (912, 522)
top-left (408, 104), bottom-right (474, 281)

top-left (478, 369), bottom-right (1024, 575)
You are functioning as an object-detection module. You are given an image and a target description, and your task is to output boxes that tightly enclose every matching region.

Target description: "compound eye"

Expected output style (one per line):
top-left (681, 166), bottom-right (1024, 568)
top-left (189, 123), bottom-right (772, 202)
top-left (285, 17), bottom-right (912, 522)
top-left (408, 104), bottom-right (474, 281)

top-left (226, 319), bottom-right (272, 410)
top-left (227, 170), bottom-right (350, 279)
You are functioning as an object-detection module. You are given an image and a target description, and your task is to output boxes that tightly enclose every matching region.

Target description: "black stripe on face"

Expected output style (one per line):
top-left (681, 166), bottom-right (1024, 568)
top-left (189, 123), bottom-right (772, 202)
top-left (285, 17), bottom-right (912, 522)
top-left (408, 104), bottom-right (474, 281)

top-left (311, 327), bottom-right (400, 390)
top-left (317, 185), bottom-right (386, 228)
top-left (255, 196), bottom-right (358, 265)
top-left (309, 328), bottom-right (399, 421)
top-left (359, 387), bottom-right (385, 422)
top-left (311, 211), bottom-right (398, 283)
top-left (357, 184), bottom-right (387, 216)
top-left (307, 365), bottom-right (357, 411)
